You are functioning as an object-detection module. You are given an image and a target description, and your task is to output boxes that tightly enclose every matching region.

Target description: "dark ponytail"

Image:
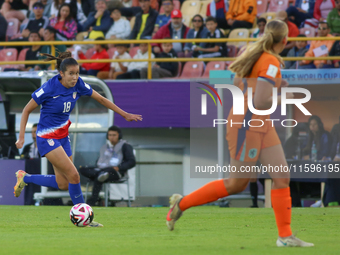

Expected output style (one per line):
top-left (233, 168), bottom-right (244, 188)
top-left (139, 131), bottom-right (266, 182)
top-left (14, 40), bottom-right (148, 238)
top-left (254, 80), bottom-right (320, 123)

top-left (40, 51), bottom-right (78, 72)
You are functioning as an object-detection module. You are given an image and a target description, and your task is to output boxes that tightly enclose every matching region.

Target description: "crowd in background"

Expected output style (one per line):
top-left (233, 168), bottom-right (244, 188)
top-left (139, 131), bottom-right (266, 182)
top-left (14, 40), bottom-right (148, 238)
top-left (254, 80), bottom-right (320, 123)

top-left (1, 0), bottom-right (340, 78)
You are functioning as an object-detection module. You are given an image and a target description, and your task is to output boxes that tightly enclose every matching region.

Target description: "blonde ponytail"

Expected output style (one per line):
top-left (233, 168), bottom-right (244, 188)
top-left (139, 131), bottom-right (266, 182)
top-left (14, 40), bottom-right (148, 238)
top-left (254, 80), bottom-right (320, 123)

top-left (229, 20), bottom-right (288, 78)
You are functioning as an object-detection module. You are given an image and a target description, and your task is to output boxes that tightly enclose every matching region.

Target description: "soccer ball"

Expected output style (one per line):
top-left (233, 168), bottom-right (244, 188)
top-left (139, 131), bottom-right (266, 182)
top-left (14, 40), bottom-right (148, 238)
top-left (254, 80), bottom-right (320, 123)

top-left (70, 203), bottom-right (94, 227)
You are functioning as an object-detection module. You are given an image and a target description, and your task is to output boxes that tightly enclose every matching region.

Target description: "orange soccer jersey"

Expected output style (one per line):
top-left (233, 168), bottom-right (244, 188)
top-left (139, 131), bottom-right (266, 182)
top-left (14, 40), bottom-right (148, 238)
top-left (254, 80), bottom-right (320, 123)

top-left (227, 52), bottom-right (282, 162)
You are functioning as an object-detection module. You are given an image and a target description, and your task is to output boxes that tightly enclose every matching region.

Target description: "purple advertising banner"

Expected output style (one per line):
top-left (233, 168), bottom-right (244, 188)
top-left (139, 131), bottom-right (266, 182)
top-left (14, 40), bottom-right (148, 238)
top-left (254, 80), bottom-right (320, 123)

top-left (0, 159), bottom-right (25, 205)
top-left (106, 80), bottom-right (190, 128)
top-left (106, 80), bottom-right (283, 128)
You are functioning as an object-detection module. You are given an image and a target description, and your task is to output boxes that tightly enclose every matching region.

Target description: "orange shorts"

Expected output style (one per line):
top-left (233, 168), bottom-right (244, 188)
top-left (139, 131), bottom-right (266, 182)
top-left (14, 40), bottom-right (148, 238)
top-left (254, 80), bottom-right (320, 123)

top-left (227, 126), bottom-right (281, 162)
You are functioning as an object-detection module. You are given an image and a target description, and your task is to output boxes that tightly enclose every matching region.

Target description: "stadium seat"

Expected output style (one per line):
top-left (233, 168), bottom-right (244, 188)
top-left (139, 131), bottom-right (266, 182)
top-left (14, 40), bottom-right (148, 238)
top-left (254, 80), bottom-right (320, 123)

top-left (256, 0), bottom-right (269, 17)
top-left (129, 46), bottom-right (139, 58)
top-left (182, 14), bottom-right (192, 28)
top-left (228, 29), bottom-right (250, 48)
top-left (107, 47), bottom-right (117, 58)
top-left (159, 0), bottom-right (180, 14)
top-left (85, 47), bottom-right (96, 59)
top-left (15, 48), bottom-right (29, 69)
top-left (227, 45), bottom-right (238, 57)
top-left (249, 28), bottom-right (258, 37)
top-left (199, 1), bottom-right (210, 18)
top-left (181, 1), bottom-right (202, 18)
top-left (6, 18), bottom-right (19, 39)
top-left (299, 27), bottom-right (316, 38)
top-left (179, 61), bottom-right (204, 78)
top-left (260, 12), bottom-right (276, 22)
top-left (0, 48), bottom-right (18, 69)
top-left (132, 0), bottom-right (139, 7)
top-left (267, 0), bottom-right (289, 13)
top-left (202, 61), bottom-right (226, 78)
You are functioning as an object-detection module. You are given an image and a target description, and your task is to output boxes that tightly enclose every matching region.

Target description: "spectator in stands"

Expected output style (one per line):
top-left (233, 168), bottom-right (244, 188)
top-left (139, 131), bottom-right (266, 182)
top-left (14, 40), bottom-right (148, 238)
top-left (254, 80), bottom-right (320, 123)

top-left (284, 122), bottom-right (309, 160)
top-left (80, 125), bottom-right (136, 206)
top-left (305, 0), bottom-right (335, 28)
top-left (5, 31), bottom-right (42, 71)
top-left (184, 14), bottom-right (208, 58)
top-left (105, 8), bottom-right (131, 40)
top-left (276, 10), bottom-right (300, 56)
top-left (194, 16), bottom-right (227, 58)
top-left (225, 0), bottom-right (256, 30)
top-left (120, 0), bottom-right (159, 17)
top-left (286, 0), bottom-right (315, 28)
top-left (35, 26), bottom-right (67, 70)
top-left (302, 115), bottom-right (332, 160)
top-left (0, 0), bottom-right (28, 22)
top-left (48, 0), bottom-right (77, 20)
top-left (28, 0), bottom-right (49, 19)
top-left (82, 0), bottom-right (113, 39)
top-left (153, 0), bottom-right (173, 35)
top-left (330, 117), bottom-right (340, 160)
top-left (21, 123), bottom-right (40, 159)
top-left (0, 13), bottom-right (7, 43)
top-left (97, 43), bottom-right (131, 79)
top-left (299, 22), bottom-right (335, 68)
top-left (252, 17), bottom-right (266, 38)
top-left (11, 2), bottom-right (49, 39)
top-left (140, 39), bottom-right (178, 78)
top-left (328, 37), bottom-right (340, 67)
top-left (49, 3), bottom-right (77, 41)
top-left (284, 34), bottom-right (309, 69)
top-left (116, 42), bottom-right (155, 79)
top-left (152, 10), bottom-right (189, 54)
top-left (206, 0), bottom-right (228, 29)
top-left (129, 0), bottom-right (158, 40)
top-left (76, 37), bottom-right (110, 76)
top-left (327, 0), bottom-right (340, 35)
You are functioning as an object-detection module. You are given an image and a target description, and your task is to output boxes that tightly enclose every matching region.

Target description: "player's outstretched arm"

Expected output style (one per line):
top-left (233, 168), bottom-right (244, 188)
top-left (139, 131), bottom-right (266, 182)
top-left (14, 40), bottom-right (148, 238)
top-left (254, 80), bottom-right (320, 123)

top-left (15, 99), bottom-right (39, 149)
top-left (90, 90), bottom-right (143, 122)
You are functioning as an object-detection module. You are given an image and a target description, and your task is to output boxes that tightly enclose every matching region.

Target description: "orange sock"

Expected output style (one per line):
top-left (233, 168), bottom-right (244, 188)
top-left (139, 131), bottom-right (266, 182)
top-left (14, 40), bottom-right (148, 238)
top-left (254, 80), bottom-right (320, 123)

top-left (271, 187), bottom-right (292, 237)
top-left (179, 180), bottom-right (229, 211)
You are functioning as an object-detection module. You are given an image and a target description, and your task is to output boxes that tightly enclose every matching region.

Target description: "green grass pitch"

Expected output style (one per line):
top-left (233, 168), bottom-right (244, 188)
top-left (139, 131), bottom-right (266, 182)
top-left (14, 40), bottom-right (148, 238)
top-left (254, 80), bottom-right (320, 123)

top-left (1, 206), bottom-right (339, 255)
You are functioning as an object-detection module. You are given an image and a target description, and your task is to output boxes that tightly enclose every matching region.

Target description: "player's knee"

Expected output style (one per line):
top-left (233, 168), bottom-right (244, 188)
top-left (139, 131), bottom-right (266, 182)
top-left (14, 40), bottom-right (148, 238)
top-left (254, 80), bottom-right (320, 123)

top-left (68, 171), bottom-right (80, 184)
top-left (273, 178), bottom-right (290, 189)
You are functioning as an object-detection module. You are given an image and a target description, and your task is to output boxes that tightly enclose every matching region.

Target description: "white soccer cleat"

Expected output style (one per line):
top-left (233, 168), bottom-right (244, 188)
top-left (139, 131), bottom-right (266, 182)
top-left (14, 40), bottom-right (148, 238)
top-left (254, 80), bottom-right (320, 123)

top-left (276, 235), bottom-right (314, 247)
top-left (166, 193), bottom-right (183, 231)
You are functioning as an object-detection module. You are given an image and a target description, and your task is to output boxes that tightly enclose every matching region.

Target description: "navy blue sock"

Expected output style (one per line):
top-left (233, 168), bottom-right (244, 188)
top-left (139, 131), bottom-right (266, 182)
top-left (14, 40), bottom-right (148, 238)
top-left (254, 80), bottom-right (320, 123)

top-left (69, 183), bottom-right (85, 204)
top-left (24, 174), bottom-right (59, 189)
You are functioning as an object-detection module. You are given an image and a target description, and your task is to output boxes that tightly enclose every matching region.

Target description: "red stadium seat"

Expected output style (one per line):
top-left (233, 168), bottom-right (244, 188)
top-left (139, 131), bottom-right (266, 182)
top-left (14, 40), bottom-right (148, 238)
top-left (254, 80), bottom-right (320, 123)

top-left (0, 48), bottom-right (18, 69)
top-left (227, 45), bottom-right (238, 57)
top-left (267, 0), bottom-right (289, 13)
top-left (202, 61), bottom-right (226, 78)
top-left (15, 48), bottom-right (29, 69)
top-left (132, 0), bottom-right (139, 7)
top-left (159, 0), bottom-right (180, 14)
top-left (6, 18), bottom-right (20, 39)
top-left (129, 46), bottom-right (139, 58)
top-left (85, 47), bottom-right (96, 59)
top-left (179, 61), bottom-right (204, 78)
top-left (107, 47), bottom-right (117, 58)
top-left (256, 0), bottom-right (269, 17)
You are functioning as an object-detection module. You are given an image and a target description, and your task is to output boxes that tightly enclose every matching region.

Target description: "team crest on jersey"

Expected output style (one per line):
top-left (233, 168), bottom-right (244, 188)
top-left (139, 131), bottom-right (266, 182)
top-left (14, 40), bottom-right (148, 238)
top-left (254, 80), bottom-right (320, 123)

top-left (73, 92), bottom-right (77, 99)
top-left (47, 139), bottom-right (55, 146)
